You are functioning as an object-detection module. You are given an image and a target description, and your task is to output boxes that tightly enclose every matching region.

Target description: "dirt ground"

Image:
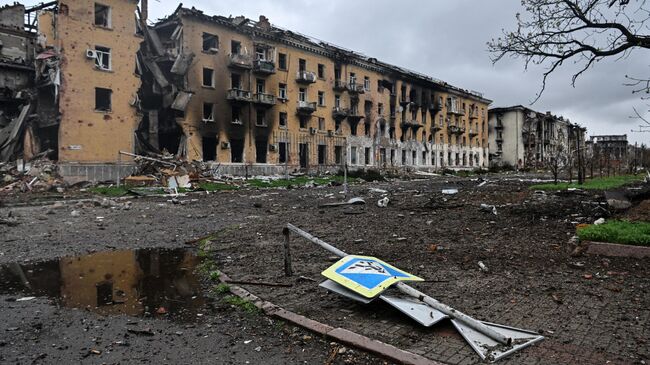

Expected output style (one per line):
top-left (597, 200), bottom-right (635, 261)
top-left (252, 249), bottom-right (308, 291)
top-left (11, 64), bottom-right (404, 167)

top-left (1, 173), bottom-right (648, 364)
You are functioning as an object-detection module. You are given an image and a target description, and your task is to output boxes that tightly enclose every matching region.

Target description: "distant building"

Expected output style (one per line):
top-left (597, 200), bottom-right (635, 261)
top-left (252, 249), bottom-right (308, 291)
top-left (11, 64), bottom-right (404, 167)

top-left (487, 106), bottom-right (586, 169)
top-left (585, 135), bottom-right (628, 173)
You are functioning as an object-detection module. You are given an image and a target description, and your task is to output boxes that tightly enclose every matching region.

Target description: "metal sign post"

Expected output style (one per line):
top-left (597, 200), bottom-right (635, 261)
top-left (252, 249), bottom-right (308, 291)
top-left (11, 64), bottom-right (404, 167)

top-left (284, 223), bottom-right (544, 362)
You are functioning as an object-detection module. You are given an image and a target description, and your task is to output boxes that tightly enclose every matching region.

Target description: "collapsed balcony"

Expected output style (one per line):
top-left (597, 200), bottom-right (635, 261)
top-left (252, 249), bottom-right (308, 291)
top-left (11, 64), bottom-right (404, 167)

top-left (226, 88), bottom-right (252, 103)
top-left (228, 53), bottom-right (252, 69)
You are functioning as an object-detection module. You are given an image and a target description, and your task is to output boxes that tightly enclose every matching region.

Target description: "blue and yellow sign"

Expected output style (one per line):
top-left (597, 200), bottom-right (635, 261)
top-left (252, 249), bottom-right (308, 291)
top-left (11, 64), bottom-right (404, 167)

top-left (322, 255), bottom-right (423, 298)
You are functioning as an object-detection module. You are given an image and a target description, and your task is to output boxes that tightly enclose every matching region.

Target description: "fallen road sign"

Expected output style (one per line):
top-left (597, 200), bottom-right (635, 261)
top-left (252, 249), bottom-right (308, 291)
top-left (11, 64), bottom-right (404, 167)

top-left (322, 255), bottom-right (423, 298)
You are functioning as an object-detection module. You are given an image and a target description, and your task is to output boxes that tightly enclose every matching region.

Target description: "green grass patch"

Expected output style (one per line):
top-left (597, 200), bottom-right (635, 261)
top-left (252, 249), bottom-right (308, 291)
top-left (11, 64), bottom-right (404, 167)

top-left (223, 295), bottom-right (259, 314)
top-left (246, 175), bottom-right (354, 188)
top-left (578, 220), bottom-right (650, 246)
top-left (213, 283), bottom-right (230, 294)
top-left (530, 175), bottom-right (645, 191)
top-left (197, 182), bottom-right (239, 192)
top-left (208, 270), bottom-right (221, 281)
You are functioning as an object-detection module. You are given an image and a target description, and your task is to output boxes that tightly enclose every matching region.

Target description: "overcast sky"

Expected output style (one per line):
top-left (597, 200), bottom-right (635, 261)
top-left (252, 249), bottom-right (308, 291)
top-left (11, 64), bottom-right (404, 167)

top-left (10, 0), bottom-right (650, 144)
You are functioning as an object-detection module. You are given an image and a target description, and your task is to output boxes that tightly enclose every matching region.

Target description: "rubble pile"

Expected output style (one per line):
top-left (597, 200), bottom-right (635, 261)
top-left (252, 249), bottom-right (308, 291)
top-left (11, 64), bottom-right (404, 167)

top-left (0, 154), bottom-right (63, 193)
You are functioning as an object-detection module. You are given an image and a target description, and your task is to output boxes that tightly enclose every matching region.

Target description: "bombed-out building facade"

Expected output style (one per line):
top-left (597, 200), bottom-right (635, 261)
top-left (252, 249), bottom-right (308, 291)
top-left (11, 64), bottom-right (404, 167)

top-left (488, 106), bottom-right (586, 169)
top-left (1, 2), bottom-right (491, 181)
top-left (138, 6), bottom-right (491, 176)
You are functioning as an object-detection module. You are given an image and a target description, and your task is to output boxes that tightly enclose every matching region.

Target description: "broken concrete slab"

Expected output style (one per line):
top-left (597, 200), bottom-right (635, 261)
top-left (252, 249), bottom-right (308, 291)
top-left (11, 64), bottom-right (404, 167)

top-left (604, 190), bottom-right (632, 211)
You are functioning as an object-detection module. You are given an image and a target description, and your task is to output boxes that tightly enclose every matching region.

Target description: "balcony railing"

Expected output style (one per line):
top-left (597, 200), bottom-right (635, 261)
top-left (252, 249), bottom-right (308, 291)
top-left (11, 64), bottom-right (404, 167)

top-left (447, 125), bottom-right (462, 135)
top-left (226, 88), bottom-right (252, 102)
top-left (333, 80), bottom-right (348, 91)
top-left (446, 104), bottom-right (464, 115)
top-left (348, 83), bottom-right (365, 94)
top-left (469, 109), bottom-right (479, 119)
top-left (253, 59), bottom-right (276, 75)
top-left (431, 123), bottom-right (443, 132)
top-left (253, 93), bottom-right (276, 106)
top-left (468, 128), bottom-right (478, 137)
top-left (296, 70), bottom-right (317, 84)
top-left (348, 108), bottom-right (364, 119)
top-left (297, 100), bottom-right (317, 114)
top-left (429, 101), bottom-right (442, 113)
top-left (332, 106), bottom-right (349, 119)
top-left (228, 53), bottom-right (252, 69)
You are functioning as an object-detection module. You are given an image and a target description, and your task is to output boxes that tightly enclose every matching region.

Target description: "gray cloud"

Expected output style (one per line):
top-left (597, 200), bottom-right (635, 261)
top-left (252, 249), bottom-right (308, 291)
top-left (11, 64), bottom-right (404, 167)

top-left (10, 0), bottom-right (650, 144)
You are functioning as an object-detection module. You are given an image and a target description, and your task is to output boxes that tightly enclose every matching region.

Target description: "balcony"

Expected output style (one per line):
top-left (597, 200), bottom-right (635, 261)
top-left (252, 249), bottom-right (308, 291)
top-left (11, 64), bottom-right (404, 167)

top-left (429, 101), bottom-right (442, 113)
top-left (348, 83), bottom-right (365, 95)
top-left (253, 59), bottom-right (276, 75)
top-left (496, 136), bottom-right (504, 142)
top-left (226, 88), bottom-right (252, 103)
top-left (431, 123), bottom-right (443, 132)
top-left (348, 108), bottom-right (364, 120)
top-left (296, 70), bottom-right (317, 84)
top-left (446, 105), bottom-right (464, 116)
top-left (495, 122), bottom-right (504, 129)
top-left (333, 80), bottom-right (348, 91)
top-left (447, 125), bottom-right (462, 135)
top-left (228, 53), bottom-right (252, 69)
top-left (332, 107), bottom-right (349, 120)
top-left (253, 93), bottom-right (276, 106)
top-left (468, 128), bottom-right (479, 137)
top-left (401, 119), bottom-right (422, 130)
top-left (297, 100), bottom-right (317, 114)
top-left (399, 97), bottom-right (410, 106)
top-left (469, 110), bottom-right (479, 119)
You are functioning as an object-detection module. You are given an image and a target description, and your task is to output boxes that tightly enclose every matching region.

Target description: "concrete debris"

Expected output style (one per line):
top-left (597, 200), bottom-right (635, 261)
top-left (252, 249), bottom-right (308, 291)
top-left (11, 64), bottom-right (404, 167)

top-left (479, 204), bottom-right (498, 215)
top-left (604, 191), bottom-right (632, 211)
top-left (320, 197), bottom-right (365, 207)
top-left (377, 197), bottom-right (390, 208)
top-left (478, 261), bottom-right (489, 272)
top-left (442, 189), bottom-right (458, 195)
top-left (594, 218), bottom-right (606, 225)
top-left (368, 188), bottom-right (388, 194)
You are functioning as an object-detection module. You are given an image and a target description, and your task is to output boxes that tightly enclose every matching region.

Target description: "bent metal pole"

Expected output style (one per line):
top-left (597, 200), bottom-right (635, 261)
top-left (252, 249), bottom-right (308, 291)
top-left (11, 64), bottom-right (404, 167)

top-left (285, 223), bottom-right (513, 346)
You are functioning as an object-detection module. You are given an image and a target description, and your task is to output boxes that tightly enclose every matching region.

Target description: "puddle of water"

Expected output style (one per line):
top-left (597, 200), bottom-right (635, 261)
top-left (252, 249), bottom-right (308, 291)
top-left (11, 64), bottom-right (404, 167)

top-left (0, 248), bottom-right (206, 322)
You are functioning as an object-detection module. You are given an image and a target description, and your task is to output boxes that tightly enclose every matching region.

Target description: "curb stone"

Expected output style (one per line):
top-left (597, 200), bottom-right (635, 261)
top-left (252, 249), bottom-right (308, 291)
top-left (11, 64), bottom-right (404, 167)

top-left (217, 272), bottom-right (445, 365)
top-left (585, 241), bottom-right (650, 258)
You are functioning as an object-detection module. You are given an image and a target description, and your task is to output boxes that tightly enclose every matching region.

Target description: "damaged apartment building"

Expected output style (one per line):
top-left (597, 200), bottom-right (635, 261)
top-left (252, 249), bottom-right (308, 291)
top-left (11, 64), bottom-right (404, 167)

top-left (1, 0), bottom-right (142, 182)
top-left (0, 2), bottom-right (57, 163)
top-left (137, 6), bottom-right (492, 176)
top-left (487, 106), bottom-right (587, 169)
top-left (1, 1), bottom-right (491, 181)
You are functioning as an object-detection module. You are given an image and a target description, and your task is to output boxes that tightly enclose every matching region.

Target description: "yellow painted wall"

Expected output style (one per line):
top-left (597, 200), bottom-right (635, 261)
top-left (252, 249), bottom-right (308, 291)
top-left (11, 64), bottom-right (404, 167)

top-left (50, 0), bottom-right (141, 163)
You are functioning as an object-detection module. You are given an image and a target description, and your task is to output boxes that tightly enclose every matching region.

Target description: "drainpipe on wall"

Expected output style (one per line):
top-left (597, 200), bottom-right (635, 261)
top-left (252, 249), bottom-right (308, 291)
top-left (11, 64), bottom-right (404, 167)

top-left (141, 0), bottom-right (148, 23)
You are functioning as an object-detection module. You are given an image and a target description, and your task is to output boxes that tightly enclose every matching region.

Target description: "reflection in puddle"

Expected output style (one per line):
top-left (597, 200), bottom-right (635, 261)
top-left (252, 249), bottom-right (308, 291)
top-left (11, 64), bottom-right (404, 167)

top-left (0, 248), bottom-right (205, 321)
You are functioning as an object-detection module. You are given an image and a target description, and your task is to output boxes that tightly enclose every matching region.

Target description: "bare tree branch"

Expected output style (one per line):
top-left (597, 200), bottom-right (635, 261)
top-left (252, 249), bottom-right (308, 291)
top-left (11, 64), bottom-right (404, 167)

top-left (488, 0), bottom-right (650, 102)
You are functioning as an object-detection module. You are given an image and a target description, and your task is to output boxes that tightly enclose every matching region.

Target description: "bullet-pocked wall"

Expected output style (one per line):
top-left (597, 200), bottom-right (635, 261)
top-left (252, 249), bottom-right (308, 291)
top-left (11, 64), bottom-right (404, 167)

top-left (42, 0), bottom-right (141, 181)
top-left (158, 9), bottom-right (490, 174)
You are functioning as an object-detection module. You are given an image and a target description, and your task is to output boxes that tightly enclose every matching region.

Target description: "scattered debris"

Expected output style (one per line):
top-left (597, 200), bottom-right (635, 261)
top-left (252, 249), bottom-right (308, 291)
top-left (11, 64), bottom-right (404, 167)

top-left (442, 189), bottom-right (458, 195)
top-left (604, 191), bottom-right (632, 211)
top-left (594, 218), bottom-right (606, 225)
top-left (377, 197), bottom-right (390, 208)
top-left (479, 204), bottom-right (498, 215)
top-left (320, 197), bottom-right (365, 207)
top-left (478, 261), bottom-right (489, 272)
top-left (16, 296), bottom-right (36, 301)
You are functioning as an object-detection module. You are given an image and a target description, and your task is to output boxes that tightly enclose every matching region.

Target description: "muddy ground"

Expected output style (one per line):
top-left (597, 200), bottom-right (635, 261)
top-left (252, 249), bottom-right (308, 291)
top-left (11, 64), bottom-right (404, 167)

top-left (0, 173), bottom-right (648, 364)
